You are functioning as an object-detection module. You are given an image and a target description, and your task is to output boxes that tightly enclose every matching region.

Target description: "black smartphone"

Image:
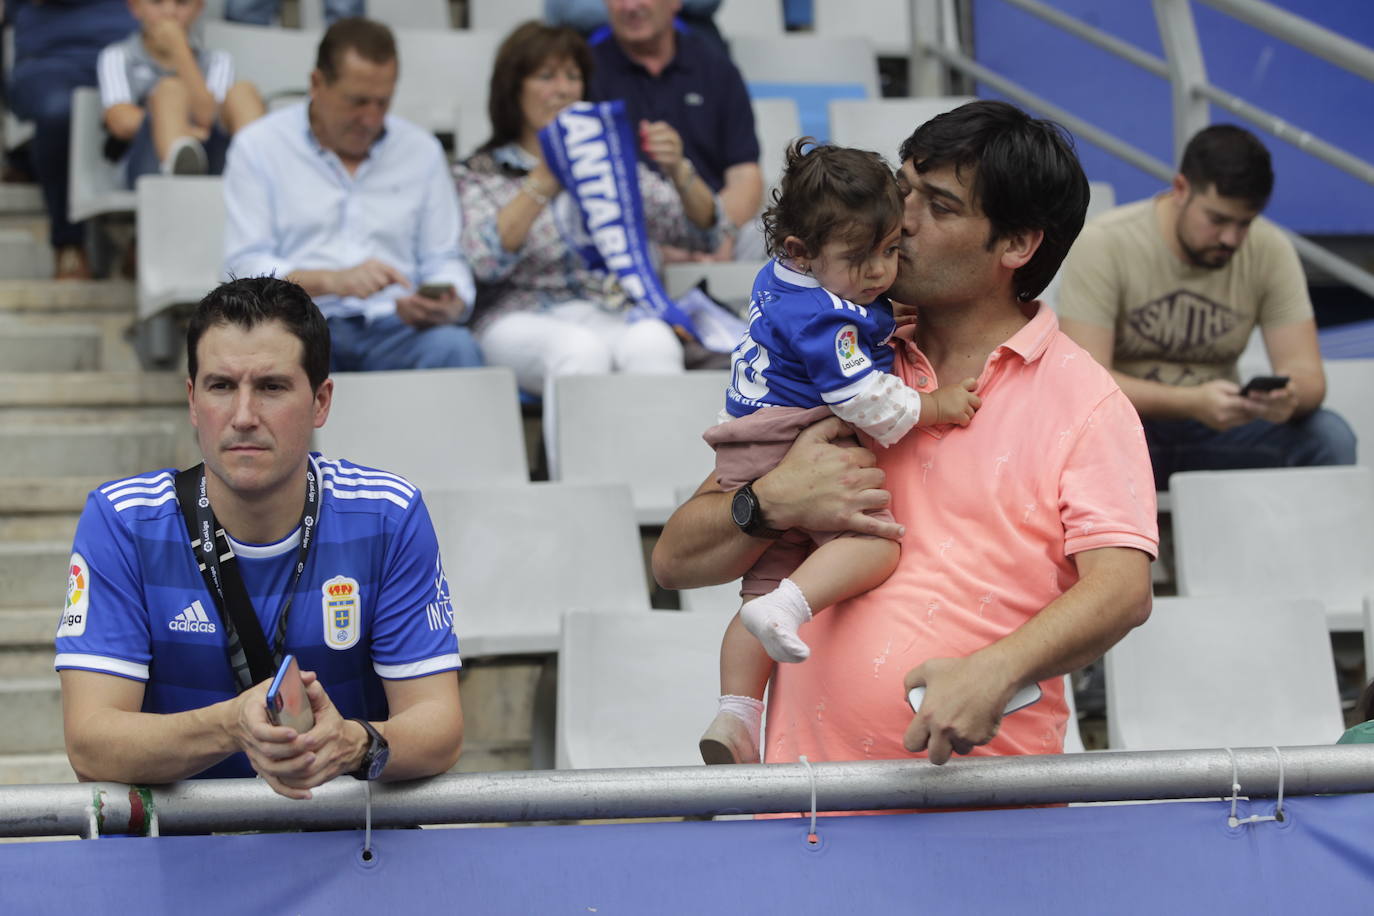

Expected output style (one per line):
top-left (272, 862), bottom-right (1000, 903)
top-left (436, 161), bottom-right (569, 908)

top-left (1240, 375), bottom-right (1289, 396)
top-left (417, 282), bottom-right (456, 300)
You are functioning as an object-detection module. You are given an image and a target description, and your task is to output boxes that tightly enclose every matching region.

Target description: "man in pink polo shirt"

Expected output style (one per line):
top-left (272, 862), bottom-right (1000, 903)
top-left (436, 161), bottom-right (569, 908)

top-left (654, 100), bottom-right (1157, 768)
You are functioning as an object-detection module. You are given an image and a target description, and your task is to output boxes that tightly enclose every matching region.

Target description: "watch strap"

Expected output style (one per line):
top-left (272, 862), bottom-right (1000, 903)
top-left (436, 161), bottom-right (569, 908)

top-left (735, 483), bottom-right (784, 539)
top-left (348, 718), bottom-right (389, 780)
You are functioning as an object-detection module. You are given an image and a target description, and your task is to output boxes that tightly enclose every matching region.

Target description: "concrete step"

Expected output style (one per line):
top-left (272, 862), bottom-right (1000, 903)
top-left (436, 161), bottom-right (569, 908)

top-left (0, 405), bottom-right (186, 426)
top-left (0, 646), bottom-right (54, 678)
top-left (0, 752), bottom-right (77, 786)
top-left (0, 372), bottom-right (184, 407)
top-left (0, 542), bottom-right (68, 609)
top-left (0, 513), bottom-right (80, 542)
top-left (0, 326), bottom-right (101, 372)
top-left (0, 313), bottom-right (149, 374)
top-left (0, 279), bottom-right (134, 314)
top-left (0, 184), bottom-right (45, 215)
top-left (0, 676), bottom-right (63, 755)
top-left (0, 608), bottom-right (56, 646)
top-left (0, 228), bottom-right (51, 280)
top-left (0, 477), bottom-right (104, 514)
top-left (0, 422), bottom-right (180, 478)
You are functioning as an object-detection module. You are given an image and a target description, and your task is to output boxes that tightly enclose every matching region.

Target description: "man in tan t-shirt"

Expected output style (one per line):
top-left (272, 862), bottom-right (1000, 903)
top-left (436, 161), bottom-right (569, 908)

top-left (1058, 124), bottom-right (1354, 489)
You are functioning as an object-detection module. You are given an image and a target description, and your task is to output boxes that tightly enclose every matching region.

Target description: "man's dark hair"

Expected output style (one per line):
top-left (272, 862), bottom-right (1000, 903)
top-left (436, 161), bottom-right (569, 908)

top-left (316, 17), bottom-right (397, 83)
top-left (762, 139), bottom-right (903, 261)
top-left (483, 20), bottom-right (593, 152)
top-left (1359, 679), bottom-right (1374, 725)
top-left (1178, 124), bottom-right (1273, 209)
top-left (899, 100), bottom-right (1089, 302)
top-left (187, 277), bottom-right (331, 392)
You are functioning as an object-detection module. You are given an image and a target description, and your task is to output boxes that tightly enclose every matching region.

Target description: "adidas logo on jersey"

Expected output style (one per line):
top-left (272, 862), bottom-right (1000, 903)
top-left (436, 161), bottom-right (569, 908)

top-left (169, 600), bottom-right (217, 634)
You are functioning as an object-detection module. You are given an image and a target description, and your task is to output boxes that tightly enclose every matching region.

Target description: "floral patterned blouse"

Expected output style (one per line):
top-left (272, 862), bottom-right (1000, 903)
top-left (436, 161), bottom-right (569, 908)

top-left (453, 143), bottom-right (720, 333)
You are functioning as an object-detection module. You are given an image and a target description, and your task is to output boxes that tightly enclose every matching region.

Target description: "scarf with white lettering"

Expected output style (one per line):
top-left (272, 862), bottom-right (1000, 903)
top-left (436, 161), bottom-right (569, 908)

top-left (539, 100), bottom-right (700, 339)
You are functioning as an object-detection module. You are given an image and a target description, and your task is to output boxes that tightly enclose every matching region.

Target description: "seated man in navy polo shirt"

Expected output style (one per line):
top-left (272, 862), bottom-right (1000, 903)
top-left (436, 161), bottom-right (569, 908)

top-left (588, 0), bottom-right (762, 258)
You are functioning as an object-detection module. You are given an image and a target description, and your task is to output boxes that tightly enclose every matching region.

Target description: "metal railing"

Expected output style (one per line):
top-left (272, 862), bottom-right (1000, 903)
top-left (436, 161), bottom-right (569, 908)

top-left (909, 0), bottom-right (1374, 300)
top-left (3, 745), bottom-right (1372, 838)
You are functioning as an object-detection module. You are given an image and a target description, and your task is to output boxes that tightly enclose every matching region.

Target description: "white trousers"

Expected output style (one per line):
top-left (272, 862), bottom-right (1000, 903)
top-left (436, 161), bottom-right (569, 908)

top-left (478, 300), bottom-right (686, 476)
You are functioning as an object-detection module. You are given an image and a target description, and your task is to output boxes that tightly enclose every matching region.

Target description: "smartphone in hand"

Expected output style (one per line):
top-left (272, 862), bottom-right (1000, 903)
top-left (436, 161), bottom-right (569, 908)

top-left (417, 282), bottom-right (455, 300)
top-left (907, 681), bottom-right (1043, 717)
top-left (265, 654), bottom-right (315, 734)
top-left (1240, 375), bottom-right (1289, 396)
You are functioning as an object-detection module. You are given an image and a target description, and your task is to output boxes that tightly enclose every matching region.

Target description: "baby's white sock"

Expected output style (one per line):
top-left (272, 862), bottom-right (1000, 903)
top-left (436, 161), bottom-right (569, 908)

top-left (740, 578), bottom-right (813, 663)
top-left (717, 694), bottom-right (765, 748)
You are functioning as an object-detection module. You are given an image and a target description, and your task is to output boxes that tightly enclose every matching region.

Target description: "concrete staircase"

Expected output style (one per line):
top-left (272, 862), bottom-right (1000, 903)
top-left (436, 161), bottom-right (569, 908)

top-left (0, 187), bottom-right (192, 783)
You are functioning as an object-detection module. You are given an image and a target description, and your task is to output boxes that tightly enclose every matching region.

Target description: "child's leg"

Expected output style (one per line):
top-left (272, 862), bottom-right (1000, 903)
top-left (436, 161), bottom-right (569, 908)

top-left (147, 77), bottom-right (198, 161)
top-left (221, 81), bottom-right (265, 134)
top-left (702, 609), bottom-right (771, 765)
top-left (742, 536), bottom-right (900, 664)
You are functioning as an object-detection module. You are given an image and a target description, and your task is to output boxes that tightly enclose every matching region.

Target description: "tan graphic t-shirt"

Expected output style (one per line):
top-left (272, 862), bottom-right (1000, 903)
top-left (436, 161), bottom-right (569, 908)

top-left (1057, 195), bottom-right (1312, 386)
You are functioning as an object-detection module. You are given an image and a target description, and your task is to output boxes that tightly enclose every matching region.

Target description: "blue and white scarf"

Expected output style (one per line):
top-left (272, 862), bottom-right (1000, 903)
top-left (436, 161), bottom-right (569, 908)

top-left (539, 100), bottom-right (702, 340)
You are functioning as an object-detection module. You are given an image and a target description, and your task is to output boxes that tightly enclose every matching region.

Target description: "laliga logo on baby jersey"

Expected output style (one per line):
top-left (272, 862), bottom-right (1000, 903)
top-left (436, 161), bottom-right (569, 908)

top-left (321, 575), bottom-right (361, 650)
top-left (57, 553), bottom-right (89, 638)
top-left (835, 324), bottom-right (871, 377)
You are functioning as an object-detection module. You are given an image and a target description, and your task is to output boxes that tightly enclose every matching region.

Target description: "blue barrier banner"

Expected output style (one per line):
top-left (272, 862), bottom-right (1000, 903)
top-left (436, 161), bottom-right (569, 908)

top-left (3, 794), bottom-right (1373, 914)
top-left (539, 100), bottom-right (700, 339)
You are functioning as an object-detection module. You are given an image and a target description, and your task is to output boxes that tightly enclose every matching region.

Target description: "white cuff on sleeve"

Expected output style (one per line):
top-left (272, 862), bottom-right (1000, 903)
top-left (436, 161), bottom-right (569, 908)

top-left (827, 371), bottom-right (923, 447)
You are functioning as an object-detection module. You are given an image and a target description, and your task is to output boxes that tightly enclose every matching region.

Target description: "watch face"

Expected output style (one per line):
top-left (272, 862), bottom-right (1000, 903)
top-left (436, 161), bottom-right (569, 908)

top-left (730, 488), bottom-right (753, 528)
top-left (368, 745), bottom-right (390, 780)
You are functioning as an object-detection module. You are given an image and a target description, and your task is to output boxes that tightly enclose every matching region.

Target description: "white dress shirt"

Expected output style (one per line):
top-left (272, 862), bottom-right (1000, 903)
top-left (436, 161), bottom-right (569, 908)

top-left (223, 102), bottom-right (476, 322)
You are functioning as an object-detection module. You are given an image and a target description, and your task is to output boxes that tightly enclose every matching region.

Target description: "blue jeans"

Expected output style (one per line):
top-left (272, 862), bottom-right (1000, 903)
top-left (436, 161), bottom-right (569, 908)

top-left (1146, 408), bottom-right (1357, 490)
top-left (327, 314), bottom-right (483, 372)
top-left (224, 0), bottom-right (362, 24)
top-left (7, 53), bottom-right (96, 247)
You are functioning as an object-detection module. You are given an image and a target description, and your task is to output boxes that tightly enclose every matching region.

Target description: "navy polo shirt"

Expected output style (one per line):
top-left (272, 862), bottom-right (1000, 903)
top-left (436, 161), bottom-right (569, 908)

top-left (588, 25), bottom-right (759, 193)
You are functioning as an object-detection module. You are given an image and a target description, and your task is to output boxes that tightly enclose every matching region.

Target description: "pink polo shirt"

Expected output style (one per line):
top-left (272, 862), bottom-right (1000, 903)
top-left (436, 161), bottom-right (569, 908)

top-left (764, 304), bottom-right (1158, 764)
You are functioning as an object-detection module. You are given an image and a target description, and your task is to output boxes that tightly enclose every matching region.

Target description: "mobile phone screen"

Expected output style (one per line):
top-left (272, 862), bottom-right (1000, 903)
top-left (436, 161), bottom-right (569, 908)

top-left (265, 654), bottom-right (315, 734)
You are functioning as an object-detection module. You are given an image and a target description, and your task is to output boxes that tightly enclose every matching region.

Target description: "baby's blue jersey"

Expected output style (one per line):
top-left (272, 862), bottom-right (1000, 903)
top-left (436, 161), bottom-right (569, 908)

top-left (55, 454), bottom-right (460, 779)
top-left (725, 260), bottom-right (897, 417)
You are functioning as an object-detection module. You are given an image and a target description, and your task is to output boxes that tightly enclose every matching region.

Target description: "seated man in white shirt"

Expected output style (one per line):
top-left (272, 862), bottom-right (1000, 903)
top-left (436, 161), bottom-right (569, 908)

top-left (223, 18), bottom-right (481, 371)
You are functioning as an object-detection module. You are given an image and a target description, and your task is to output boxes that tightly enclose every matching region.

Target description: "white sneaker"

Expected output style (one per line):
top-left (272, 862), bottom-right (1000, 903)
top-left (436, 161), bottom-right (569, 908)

top-left (699, 711), bottom-right (760, 765)
top-left (162, 136), bottom-right (208, 176)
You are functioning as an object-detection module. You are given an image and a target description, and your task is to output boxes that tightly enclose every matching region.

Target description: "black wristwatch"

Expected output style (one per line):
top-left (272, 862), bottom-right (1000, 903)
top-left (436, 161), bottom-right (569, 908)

top-left (348, 719), bottom-right (390, 781)
top-left (731, 482), bottom-right (784, 539)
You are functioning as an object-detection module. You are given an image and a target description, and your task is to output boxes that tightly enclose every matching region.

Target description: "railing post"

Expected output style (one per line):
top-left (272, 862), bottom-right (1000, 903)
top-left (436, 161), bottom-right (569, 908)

top-left (910, 0), bottom-right (949, 96)
top-left (1152, 0), bottom-right (1211, 166)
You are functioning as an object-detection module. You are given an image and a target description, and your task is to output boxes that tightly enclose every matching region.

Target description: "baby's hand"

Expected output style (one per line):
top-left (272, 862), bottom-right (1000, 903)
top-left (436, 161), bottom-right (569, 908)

top-left (931, 377), bottom-right (981, 427)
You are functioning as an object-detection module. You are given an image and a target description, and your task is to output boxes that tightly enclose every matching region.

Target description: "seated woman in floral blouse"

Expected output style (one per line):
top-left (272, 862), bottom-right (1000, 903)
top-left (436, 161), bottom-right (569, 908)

top-left (454, 20), bottom-right (720, 408)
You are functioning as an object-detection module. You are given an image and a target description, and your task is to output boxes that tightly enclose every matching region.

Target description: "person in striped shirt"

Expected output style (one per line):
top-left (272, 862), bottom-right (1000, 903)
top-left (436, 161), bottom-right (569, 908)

top-left (97, 0), bottom-right (264, 184)
top-left (56, 277), bottom-right (464, 798)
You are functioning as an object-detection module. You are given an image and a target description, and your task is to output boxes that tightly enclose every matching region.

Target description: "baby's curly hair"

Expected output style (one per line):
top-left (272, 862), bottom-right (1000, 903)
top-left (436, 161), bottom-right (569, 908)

top-left (761, 139), bottom-right (904, 262)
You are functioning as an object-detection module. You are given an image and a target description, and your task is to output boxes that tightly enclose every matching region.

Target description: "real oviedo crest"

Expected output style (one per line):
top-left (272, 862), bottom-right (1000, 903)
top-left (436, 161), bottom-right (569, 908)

top-left (321, 575), bottom-right (361, 650)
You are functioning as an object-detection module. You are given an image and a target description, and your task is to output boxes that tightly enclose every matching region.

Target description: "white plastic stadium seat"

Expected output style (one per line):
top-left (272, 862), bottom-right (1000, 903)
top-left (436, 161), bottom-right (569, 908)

top-left (663, 259), bottom-right (760, 312)
top-left (1320, 359), bottom-right (1374, 469)
top-left (1106, 596), bottom-right (1344, 750)
top-left (426, 482), bottom-right (650, 658)
top-left (68, 87), bottom-right (134, 222)
top-left (715, 0), bottom-right (785, 38)
top-left (557, 609), bottom-right (724, 769)
top-left (315, 367), bottom-right (529, 493)
top-left (466, 0), bottom-right (542, 37)
top-left (391, 29), bottom-right (501, 134)
top-left (136, 176), bottom-right (225, 320)
top-left (751, 96), bottom-right (800, 192)
top-left (1171, 466), bottom-right (1374, 631)
top-left (551, 372), bottom-right (728, 525)
top-left (201, 22), bottom-right (321, 104)
top-left (813, 0), bottom-right (910, 56)
top-left (827, 96), bottom-right (975, 161)
top-left (731, 35), bottom-right (880, 98)
top-left (455, 103), bottom-right (490, 160)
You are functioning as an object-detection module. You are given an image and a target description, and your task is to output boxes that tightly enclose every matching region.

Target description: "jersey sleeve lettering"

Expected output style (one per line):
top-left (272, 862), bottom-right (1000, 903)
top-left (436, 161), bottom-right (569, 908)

top-left (367, 492), bottom-right (461, 678)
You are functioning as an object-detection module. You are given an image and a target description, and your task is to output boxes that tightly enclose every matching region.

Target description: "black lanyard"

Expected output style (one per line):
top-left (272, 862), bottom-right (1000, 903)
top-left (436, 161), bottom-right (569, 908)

top-left (175, 461), bottom-right (321, 693)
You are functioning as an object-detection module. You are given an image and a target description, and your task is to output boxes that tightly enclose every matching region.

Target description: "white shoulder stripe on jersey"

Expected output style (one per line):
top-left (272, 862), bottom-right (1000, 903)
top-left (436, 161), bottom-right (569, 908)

top-left (323, 481), bottom-right (410, 509)
top-left (101, 472), bottom-right (173, 494)
top-left (321, 464), bottom-right (416, 495)
top-left (104, 479), bottom-right (174, 503)
top-left (374, 654), bottom-right (461, 679)
top-left (112, 491), bottom-right (179, 513)
top-left (54, 653), bottom-right (149, 681)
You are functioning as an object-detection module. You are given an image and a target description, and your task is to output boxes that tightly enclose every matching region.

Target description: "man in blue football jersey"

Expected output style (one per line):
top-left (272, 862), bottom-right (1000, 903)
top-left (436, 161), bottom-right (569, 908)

top-left (56, 276), bottom-right (463, 798)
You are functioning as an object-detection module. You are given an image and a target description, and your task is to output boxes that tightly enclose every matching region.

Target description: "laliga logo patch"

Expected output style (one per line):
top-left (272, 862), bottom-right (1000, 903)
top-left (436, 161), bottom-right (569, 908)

top-left (58, 553), bottom-right (89, 638)
top-left (321, 575), bottom-right (361, 650)
top-left (835, 324), bottom-right (871, 377)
